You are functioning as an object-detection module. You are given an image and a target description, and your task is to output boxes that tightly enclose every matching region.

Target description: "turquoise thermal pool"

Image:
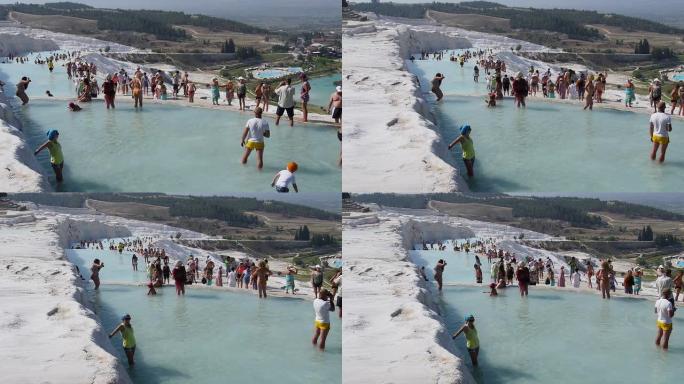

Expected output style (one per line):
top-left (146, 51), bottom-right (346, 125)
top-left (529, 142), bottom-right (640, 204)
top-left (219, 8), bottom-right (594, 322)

top-left (441, 285), bottom-right (682, 383)
top-left (410, 247), bottom-right (481, 284)
top-left (253, 67), bottom-right (304, 79)
top-left (67, 247), bottom-right (341, 384)
top-left (406, 52), bottom-right (683, 193)
top-left (1, 55), bottom-right (340, 193)
top-left (411, 245), bottom-right (681, 382)
top-left (306, 74), bottom-right (342, 107)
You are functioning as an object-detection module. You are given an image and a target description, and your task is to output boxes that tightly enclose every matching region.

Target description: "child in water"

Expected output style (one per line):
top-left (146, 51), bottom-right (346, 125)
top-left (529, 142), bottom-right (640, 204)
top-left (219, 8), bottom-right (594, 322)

top-left (485, 92), bottom-right (496, 107)
top-left (160, 83), bottom-right (168, 100)
top-left (285, 265), bottom-right (298, 294)
top-left (487, 283), bottom-right (498, 296)
top-left (211, 78), bottom-right (221, 105)
top-left (109, 314), bottom-right (136, 366)
top-left (547, 80), bottom-right (556, 98)
top-left (474, 264), bottom-right (483, 283)
top-left (447, 124), bottom-right (476, 178)
top-left (452, 314), bottom-right (480, 367)
top-left (634, 267), bottom-right (642, 295)
top-left (188, 82), bottom-right (196, 103)
top-left (34, 130), bottom-right (65, 183)
top-left (272, 162), bottom-right (299, 193)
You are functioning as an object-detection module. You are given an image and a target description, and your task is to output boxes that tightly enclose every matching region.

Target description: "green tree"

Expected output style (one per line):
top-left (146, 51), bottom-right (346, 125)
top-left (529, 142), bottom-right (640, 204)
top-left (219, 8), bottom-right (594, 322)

top-left (654, 233), bottom-right (679, 248)
top-left (235, 46), bottom-right (258, 60)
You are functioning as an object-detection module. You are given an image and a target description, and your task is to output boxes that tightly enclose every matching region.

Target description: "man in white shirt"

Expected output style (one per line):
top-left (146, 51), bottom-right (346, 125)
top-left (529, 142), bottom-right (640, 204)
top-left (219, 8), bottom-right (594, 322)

top-left (312, 288), bottom-right (334, 351)
top-left (649, 101), bottom-right (672, 162)
top-left (240, 107), bottom-right (270, 169)
top-left (656, 267), bottom-right (674, 297)
top-left (655, 290), bottom-right (675, 349)
top-left (275, 78), bottom-right (296, 127)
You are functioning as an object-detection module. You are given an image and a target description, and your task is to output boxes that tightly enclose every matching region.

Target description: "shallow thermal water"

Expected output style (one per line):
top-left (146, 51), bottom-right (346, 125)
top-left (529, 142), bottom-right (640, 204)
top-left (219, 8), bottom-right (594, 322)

top-left (411, 244), bottom-right (683, 382)
top-left (18, 100), bottom-right (339, 193)
top-left (306, 74), bottom-right (342, 108)
top-left (67, 248), bottom-right (341, 384)
top-left (253, 67), bottom-right (304, 79)
top-left (0, 54), bottom-right (79, 98)
top-left (410, 247), bottom-right (482, 284)
top-left (441, 285), bottom-right (683, 383)
top-left (407, 52), bottom-right (684, 193)
top-left (68, 245), bottom-right (151, 284)
top-left (1, 54), bottom-right (340, 193)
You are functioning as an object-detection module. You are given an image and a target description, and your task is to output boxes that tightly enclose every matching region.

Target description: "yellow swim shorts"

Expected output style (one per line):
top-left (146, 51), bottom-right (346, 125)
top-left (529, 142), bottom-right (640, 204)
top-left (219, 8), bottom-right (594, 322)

top-left (652, 135), bottom-right (670, 145)
top-left (245, 141), bottom-right (265, 150)
top-left (315, 321), bottom-right (330, 330)
top-left (657, 320), bottom-right (672, 331)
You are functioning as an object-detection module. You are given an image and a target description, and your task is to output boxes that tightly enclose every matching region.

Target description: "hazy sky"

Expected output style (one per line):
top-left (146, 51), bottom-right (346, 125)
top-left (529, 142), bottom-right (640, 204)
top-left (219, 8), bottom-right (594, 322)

top-left (385, 0), bottom-right (674, 11)
top-left (363, 0), bottom-right (683, 27)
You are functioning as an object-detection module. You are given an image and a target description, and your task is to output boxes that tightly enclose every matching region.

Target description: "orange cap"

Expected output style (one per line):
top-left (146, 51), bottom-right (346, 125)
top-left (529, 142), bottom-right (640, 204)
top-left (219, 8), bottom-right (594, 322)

top-left (287, 162), bottom-right (298, 172)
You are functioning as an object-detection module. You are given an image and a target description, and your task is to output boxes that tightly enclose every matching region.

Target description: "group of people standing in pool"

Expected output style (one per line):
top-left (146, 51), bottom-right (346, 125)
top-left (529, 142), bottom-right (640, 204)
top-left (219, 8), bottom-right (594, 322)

top-left (417, 48), bottom-right (681, 179)
top-left (426, 239), bottom-right (623, 295)
top-left (420, 237), bottom-right (682, 365)
top-left (77, 236), bottom-right (341, 365)
top-left (62, 57), bottom-right (341, 128)
top-left (426, 49), bottom-right (616, 109)
top-left (81, 235), bottom-right (341, 303)
top-left (11, 51), bottom-right (343, 188)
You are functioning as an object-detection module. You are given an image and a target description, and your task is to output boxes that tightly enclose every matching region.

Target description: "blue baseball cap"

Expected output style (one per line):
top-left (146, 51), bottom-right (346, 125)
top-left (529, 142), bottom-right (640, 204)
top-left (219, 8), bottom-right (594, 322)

top-left (464, 314), bottom-right (475, 322)
top-left (47, 130), bottom-right (59, 140)
top-left (460, 124), bottom-right (471, 135)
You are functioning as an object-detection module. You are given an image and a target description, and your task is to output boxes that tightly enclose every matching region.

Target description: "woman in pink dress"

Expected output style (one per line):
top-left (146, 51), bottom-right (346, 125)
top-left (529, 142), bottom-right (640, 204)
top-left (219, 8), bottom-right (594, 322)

top-left (217, 265), bottom-right (224, 287)
top-left (558, 266), bottom-right (566, 287)
top-left (556, 74), bottom-right (566, 99)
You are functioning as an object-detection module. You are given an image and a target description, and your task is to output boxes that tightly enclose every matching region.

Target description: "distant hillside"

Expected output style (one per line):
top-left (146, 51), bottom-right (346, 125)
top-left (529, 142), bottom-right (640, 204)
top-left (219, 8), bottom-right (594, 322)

top-left (469, 0), bottom-right (684, 29)
top-left (352, 1), bottom-right (684, 41)
top-left (9, 193), bottom-right (341, 223)
top-left (0, 2), bottom-right (270, 41)
top-left (354, 193), bottom-right (684, 228)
